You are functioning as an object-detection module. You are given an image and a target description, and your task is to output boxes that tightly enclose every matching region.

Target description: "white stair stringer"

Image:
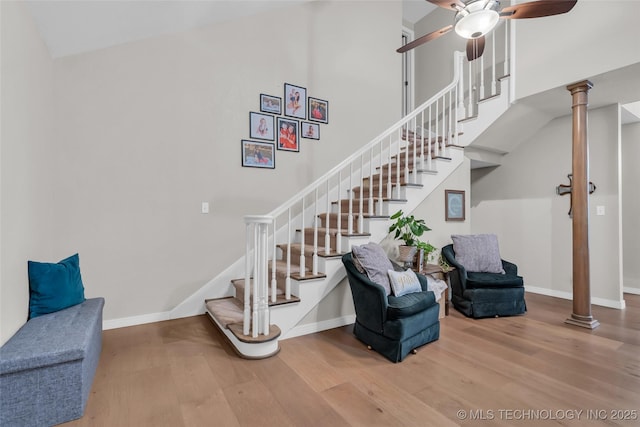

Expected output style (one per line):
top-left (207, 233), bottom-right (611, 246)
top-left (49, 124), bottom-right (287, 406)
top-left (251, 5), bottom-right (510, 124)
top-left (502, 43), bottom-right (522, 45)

top-left (457, 77), bottom-right (510, 147)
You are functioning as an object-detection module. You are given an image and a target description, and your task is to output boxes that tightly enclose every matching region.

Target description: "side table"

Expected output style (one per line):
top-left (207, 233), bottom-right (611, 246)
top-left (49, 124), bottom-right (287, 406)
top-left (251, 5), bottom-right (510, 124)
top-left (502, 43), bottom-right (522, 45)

top-left (419, 264), bottom-right (454, 316)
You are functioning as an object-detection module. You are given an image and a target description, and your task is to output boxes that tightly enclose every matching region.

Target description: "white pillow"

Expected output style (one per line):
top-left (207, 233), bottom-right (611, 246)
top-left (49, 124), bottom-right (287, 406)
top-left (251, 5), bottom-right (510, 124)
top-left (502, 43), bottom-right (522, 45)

top-left (451, 234), bottom-right (505, 274)
top-left (387, 269), bottom-right (422, 297)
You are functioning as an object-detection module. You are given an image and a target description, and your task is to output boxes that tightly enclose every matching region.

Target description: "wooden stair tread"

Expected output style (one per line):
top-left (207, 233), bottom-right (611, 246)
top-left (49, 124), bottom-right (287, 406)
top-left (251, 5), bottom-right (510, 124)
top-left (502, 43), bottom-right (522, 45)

top-left (227, 323), bottom-right (281, 344)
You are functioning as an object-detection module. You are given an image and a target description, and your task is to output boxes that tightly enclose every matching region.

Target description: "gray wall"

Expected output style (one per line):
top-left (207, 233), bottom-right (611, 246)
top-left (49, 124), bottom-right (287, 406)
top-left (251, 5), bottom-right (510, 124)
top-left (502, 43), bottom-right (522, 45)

top-left (471, 105), bottom-right (624, 307)
top-left (622, 122), bottom-right (640, 293)
top-left (1, 1), bottom-right (56, 344)
top-left (0, 1), bottom-right (403, 343)
top-left (514, 1), bottom-right (640, 100)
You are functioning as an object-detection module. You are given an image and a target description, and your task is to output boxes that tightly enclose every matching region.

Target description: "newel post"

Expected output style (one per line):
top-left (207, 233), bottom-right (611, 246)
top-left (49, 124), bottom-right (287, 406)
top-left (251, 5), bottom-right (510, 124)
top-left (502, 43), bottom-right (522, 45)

top-left (565, 80), bottom-right (600, 329)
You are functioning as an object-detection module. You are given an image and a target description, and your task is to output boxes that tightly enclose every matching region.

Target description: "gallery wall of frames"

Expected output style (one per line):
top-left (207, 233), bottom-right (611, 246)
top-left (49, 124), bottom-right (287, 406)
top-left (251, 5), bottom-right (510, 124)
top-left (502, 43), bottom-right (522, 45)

top-left (241, 83), bottom-right (329, 169)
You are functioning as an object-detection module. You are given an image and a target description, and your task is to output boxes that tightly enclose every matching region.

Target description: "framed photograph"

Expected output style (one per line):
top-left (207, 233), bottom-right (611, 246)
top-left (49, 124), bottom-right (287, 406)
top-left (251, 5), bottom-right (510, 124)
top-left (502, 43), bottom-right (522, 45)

top-left (284, 83), bottom-right (306, 120)
top-left (276, 117), bottom-right (299, 152)
top-left (249, 112), bottom-right (275, 141)
top-left (308, 97), bottom-right (328, 124)
top-left (445, 190), bottom-right (465, 221)
top-left (260, 94), bottom-right (281, 115)
top-left (241, 140), bottom-right (275, 169)
top-left (301, 122), bottom-right (320, 140)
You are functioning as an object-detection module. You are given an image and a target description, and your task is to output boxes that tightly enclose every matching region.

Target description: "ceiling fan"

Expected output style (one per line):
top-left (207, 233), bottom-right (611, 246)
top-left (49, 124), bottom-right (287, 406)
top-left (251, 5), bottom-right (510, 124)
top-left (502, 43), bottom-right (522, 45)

top-left (398, 0), bottom-right (577, 61)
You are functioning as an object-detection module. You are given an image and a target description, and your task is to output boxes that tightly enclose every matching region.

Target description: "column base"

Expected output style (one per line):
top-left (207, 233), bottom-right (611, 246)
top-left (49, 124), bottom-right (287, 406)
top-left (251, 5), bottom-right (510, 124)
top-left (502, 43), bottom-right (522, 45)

top-left (565, 313), bottom-right (600, 329)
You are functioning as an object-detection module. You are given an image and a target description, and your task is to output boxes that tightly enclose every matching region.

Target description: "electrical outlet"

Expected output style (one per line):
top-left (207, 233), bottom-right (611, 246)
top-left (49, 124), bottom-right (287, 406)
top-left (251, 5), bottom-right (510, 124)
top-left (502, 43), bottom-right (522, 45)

top-left (201, 202), bottom-right (210, 214)
top-left (596, 205), bottom-right (605, 216)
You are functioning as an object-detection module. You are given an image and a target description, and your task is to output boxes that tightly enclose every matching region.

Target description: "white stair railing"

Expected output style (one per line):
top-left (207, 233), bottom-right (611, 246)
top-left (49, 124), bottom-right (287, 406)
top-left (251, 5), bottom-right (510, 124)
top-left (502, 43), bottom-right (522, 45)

top-left (240, 24), bottom-right (512, 338)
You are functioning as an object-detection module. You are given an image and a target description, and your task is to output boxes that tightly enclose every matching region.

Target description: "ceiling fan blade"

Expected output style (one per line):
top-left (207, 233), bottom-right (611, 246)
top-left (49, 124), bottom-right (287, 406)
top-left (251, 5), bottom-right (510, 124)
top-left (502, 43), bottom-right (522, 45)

top-left (426, 0), bottom-right (466, 11)
top-left (396, 25), bottom-right (453, 53)
top-left (466, 36), bottom-right (486, 61)
top-left (500, 0), bottom-right (577, 19)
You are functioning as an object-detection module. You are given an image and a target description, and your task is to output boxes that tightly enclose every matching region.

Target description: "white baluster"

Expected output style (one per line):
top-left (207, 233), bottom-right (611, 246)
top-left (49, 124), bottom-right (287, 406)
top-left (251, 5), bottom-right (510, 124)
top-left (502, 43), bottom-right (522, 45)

top-left (491, 30), bottom-right (497, 96)
top-left (387, 136), bottom-right (393, 199)
top-left (325, 179), bottom-right (331, 254)
top-left (260, 222), bottom-right (269, 336)
top-left (504, 20), bottom-right (509, 77)
top-left (397, 130), bottom-right (402, 199)
top-left (379, 141), bottom-right (384, 209)
top-left (442, 95), bottom-right (447, 155)
top-left (313, 188), bottom-right (318, 274)
top-left (427, 105), bottom-right (433, 170)
top-left (336, 171), bottom-right (342, 253)
top-left (479, 55), bottom-right (485, 100)
top-left (348, 164), bottom-right (353, 235)
top-left (458, 57), bottom-right (466, 118)
top-left (286, 208), bottom-right (291, 300)
top-left (367, 149), bottom-right (372, 216)
top-left (243, 222), bottom-right (251, 336)
top-left (271, 218), bottom-right (276, 303)
top-left (468, 61), bottom-right (473, 116)
top-left (299, 197), bottom-right (305, 278)
top-left (404, 126), bottom-right (410, 185)
top-left (420, 111), bottom-right (425, 170)
top-left (252, 226), bottom-right (259, 337)
top-left (448, 90), bottom-right (453, 156)
top-left (454, 84), bottom-right (460, 146)
top-left (435, 98), bottom-right (440, 157)
top-left (359, 154), bottom-right (365, 232)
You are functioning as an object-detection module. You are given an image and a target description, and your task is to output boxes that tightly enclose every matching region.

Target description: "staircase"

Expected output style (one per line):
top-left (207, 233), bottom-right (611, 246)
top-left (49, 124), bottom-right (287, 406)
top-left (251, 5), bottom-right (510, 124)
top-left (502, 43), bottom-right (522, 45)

top-left (170, 29), bottom-right (514, 358)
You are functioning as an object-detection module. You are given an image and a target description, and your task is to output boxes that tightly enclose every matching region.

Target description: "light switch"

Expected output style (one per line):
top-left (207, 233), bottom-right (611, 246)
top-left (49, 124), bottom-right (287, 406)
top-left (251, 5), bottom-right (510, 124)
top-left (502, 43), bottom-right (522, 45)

top-left (201, 202), bottom-right (210, 214)
top-left (596, 205), bottom-right (605, 216)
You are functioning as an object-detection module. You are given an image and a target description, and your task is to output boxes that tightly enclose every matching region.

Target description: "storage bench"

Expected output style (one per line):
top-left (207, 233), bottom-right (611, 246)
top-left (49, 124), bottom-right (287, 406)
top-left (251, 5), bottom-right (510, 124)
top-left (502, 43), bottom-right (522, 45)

top-left (0, 297), bottom-right (104, 426)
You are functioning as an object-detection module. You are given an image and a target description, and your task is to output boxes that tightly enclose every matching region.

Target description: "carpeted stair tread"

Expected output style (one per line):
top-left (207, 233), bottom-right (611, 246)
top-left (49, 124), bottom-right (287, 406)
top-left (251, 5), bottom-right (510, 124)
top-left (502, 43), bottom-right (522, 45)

top-left (278, 243), bottom-right (344, 258)
top-left (205, 297), bottom-right (244, 328)
top-left (231, 279), bottom-right (302, 306)
top-left (299, 226), bottom-right (370, 238)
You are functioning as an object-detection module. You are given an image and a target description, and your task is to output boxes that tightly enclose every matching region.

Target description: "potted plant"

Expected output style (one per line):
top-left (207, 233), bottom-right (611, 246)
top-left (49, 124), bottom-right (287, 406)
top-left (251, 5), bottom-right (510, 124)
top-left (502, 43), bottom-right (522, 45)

top-left (388, 210), bottom-right (435, 268)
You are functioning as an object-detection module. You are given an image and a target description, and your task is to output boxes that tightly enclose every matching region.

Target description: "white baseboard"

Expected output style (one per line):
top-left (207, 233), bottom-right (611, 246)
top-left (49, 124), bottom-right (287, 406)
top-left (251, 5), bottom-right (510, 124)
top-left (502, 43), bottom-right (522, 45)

top-left (624, 287), bottom-right (640, 295)
top-left (103, 311), bottom-right (171, 330)
top-left (103, 311), bottom-right (357, 336)
top-left (526, 286), bottom-right (625, 310)
top-left (282, 315), bottom-right (356, 340)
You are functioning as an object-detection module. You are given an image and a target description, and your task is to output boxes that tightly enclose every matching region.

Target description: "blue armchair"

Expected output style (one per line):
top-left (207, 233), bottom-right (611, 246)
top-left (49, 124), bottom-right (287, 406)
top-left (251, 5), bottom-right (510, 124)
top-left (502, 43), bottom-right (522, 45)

top-left (342, 253), bottom-right (440, 363)
top-left (442, 244), bottom-right (526, 318)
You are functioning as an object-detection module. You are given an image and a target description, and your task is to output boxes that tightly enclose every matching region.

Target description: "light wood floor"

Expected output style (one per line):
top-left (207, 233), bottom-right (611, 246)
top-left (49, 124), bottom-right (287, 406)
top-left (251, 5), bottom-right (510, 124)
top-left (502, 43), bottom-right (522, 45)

top-left (65, 293), bottom-right (640, 427)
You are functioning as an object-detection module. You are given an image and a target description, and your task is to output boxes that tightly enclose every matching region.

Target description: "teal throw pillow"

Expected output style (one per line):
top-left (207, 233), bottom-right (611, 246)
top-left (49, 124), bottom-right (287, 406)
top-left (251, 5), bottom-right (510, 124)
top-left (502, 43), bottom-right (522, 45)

top-left (28, 253), bottom-right (86, 319)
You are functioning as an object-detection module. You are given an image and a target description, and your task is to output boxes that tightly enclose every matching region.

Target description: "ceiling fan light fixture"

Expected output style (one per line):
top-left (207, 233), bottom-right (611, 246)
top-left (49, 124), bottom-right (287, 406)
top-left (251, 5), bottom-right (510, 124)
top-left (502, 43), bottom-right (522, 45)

top-left (454, 0), bottom-right (500, 39)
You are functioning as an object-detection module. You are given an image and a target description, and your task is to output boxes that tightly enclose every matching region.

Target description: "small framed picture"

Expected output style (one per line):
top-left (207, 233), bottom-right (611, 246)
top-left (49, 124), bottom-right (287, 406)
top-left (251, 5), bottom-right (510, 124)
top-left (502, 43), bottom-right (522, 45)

top-left (276, 117), bottom-right (299, 152)
top-left (241, 140), bottom-right (275, 169)
top-left (249, 112), bottom-right (275, 141)
top-left (308, 97), bottom-right (328, 124)
top-left (260, 94), bottom-right (281, 115)
top-left (445, 189), bottom-right (465, 221)
top-left (284, 83), bottom-right (307, 120)
top-left (301, 122), bottom-right (320, 140)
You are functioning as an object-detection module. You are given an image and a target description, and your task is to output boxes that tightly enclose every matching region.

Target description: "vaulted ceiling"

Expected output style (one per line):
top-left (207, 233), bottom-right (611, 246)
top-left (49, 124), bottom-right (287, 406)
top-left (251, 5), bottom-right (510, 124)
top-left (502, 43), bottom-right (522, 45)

top-left (26, 0), bottom-right (435, 59)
